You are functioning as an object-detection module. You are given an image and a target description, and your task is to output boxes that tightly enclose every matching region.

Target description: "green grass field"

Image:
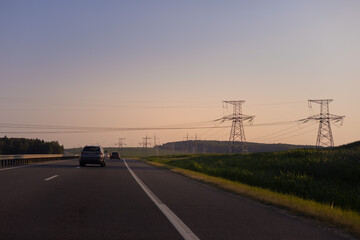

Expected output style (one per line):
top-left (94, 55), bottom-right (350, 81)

top-left (146, 143), bottom-right (360, 213)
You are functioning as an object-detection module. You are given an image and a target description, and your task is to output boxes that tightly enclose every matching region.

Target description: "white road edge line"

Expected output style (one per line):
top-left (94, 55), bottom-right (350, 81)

top-left (123, 159), bottom-right (200, 240)
top-left (44, 175), bottom-right (59, 181)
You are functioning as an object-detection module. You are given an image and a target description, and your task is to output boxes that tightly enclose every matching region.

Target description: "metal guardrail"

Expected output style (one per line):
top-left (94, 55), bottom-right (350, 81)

top-left (0, 154), bottom-right (79, 167)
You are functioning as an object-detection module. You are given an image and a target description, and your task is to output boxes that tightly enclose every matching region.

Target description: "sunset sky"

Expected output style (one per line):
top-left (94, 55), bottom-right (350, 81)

top-left (1, 1), bottom-right (359, 148)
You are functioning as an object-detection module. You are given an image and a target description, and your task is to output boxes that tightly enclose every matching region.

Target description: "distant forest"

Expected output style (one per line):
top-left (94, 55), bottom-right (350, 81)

top-left (0, 136), bottom-right (64, 155)
top-left (159, 140), bottom-right (316, 153)
top-left (66, 140), bottom-right (316, 157)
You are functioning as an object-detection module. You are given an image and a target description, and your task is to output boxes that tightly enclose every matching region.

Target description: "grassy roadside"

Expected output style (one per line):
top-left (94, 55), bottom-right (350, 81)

top-left (143, 159), bottom-right (360, 238)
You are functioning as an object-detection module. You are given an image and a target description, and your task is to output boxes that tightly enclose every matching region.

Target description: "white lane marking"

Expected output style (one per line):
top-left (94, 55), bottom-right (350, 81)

top-left (44, 175), bottom-right (59, 181)
top-left (123, 159), bottom-right (200, 240)
top-left (0, 159), bottom-right (75, 172)
top-left (76, 166), bottom-right (80, 169)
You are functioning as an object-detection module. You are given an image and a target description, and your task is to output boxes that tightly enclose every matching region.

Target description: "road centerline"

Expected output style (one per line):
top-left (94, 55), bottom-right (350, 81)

top-left (44, 175), bottom-right (59, 181)
top-left (123, 158), bottom-right (200, 240)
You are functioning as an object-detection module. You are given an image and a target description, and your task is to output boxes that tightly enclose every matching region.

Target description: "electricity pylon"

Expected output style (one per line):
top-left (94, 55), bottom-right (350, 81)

top-left (222, 100), bottom-right (255, 153)
top-left (117, 138), bottom-right (126, 149)
top-left (139, 135), bottom-right (152, 156)
top-left (307, 99), bottom-right (344, 147)
top-left (141, 135), bottom-right (152, 148)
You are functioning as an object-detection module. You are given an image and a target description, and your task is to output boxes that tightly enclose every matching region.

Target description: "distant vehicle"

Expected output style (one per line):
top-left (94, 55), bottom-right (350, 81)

top-left (110, 152), bottom-right (121, 159)
top-left (79, 145), bottom-right (106, 167)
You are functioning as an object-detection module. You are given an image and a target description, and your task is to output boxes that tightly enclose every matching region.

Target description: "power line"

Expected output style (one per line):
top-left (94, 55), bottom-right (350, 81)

top-left (0, 97), bottom-right (306, 108)
top-left (0, 119), bottom-right (304, 134)
top-left (199, 119), bottom-right (226, 139)
top-left (0, 123), bottom-right (230, 132)
top-left (269, 126), bottom-right (319, 143)
top-left (251, 122), bottom-right (318, 143)
top-left (246, 101), bottom-right (304, 107)
top-left (248, 124), bottom-right (301, 142)
top-left (0, 97), bottom-right (221, 109)
top-left (248, 122), bottom-right (318, 142)
top-left (244, 120), bottom-right (299, 127)
top-left (205, 126), bottom-right (227, 140)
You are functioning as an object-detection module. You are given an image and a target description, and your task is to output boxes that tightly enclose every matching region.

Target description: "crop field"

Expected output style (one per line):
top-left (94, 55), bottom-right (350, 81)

top-left (147, 142), bottom-right (360, 213)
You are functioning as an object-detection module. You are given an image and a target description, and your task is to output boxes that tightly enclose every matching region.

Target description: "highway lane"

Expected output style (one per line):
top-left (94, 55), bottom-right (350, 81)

top-left (0, 159), bottom-right (183, 240)
top-left (0, 158), bottom-right (353, 240)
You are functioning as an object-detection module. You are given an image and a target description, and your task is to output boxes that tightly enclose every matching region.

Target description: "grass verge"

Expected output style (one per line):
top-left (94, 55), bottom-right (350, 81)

top-left (145, 160), bottom-right (360, 238)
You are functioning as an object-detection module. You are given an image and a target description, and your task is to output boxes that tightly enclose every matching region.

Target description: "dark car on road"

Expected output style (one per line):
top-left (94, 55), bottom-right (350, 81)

top-left (110, 152), bottom-right (121, 159)
top-left (79, 145), bottom-right (106, 167)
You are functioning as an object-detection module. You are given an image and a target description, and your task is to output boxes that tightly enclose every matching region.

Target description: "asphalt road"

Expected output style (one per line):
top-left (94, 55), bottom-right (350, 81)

top-left (0, 158), bottom-right (353, 240)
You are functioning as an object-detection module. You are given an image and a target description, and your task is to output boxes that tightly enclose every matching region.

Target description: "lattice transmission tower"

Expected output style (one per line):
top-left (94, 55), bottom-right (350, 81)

top-left (222, 100), bottom-right (255, 153)
top-left (140, 135), bottom-right (152, 148)
top-left (117, 138), bottom-right (126, 149)
top-left (307, 99), bottom-right (344, 147)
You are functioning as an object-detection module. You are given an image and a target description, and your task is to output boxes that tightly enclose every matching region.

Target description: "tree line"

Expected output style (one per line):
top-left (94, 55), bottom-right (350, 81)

top-left (159, 140), bottom-right (315, 153)
top-left (0, 136), bottom-right (64, 154)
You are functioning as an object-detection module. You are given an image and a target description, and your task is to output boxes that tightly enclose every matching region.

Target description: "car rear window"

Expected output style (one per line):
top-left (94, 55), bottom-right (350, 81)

top-left (83, 147), bottom-right (100, 152)
top-left (112, 152), bottom-right (119, 155)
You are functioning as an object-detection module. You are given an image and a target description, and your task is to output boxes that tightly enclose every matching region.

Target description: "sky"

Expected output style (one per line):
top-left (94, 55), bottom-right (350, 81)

top-left (0, 0), bottom-right (359, 148)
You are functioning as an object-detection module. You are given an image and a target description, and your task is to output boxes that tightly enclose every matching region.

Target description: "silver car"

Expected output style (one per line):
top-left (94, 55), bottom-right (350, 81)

top-left (79, 145), bottom-right (106, 167)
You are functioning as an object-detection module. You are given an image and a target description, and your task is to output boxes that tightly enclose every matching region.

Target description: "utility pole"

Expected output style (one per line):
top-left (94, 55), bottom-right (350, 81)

top-left (140, 135), bottom-right (152, 156)
top-left (142, 135), bottom-right (152, 148)
top-left (117, 138), bottom-right (126, 149)
top-left (153, 134), bottom-right (159, 155)
top-left (187, 133), bottom-right (189, 153)
top-left (194, 133), bottom-right (198, 153)
top-left (222, 100), bottom-right (255, 153)
top-left (183, 134), bottom-right (189, 153)
top-left (307, 99), bottom-right (344, 147)
top-left (116, 138), bottom-right (126, 156)
top-left (153, 134), bottom-right (158, 147)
